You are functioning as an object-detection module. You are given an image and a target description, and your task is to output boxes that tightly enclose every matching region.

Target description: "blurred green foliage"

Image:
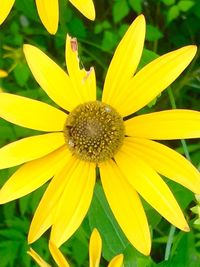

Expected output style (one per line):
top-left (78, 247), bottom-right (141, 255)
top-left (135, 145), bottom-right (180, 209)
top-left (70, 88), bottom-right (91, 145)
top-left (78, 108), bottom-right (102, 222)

top-left (0, 0), bottom-right (200, 266)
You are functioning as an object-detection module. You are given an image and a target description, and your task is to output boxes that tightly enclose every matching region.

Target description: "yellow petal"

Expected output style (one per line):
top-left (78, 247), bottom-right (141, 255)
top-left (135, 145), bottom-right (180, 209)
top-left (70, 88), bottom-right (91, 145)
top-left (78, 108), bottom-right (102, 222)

top-left (65, 35), bottom-right (96, 102)
top-left (28, 156), bottom-right (77, 244)
top-left (99, 160), bottom-right (151, 255)
top-left (124, 138), bottom-right (200, 194)
top-left (102, 15), bottom-right (145, 105)
top-left (50, 161), bottom-right (96, 247)
top-left (125, 109), bottom-right (200, 139)
top-left (0, 146), bottom-right (70, 204)
top-left (27, 248), bottom-right (51, 267)
top-left (35, 0), bottom-right (58, 34)
top-left (0, 132), bottom-right (65, 169)
top-left (23, 44), bottom-right (80, 111)
top-left (0, 93), bottom-right (66, 131)
top-left (0, 0), bottom-right (15, 24)
top-left (115, 148), bottom-right (189, 232)
top-left (69, 0), bottom-right (95, 20)
top-left (0, 69), bottom-right (8, 78)
top-left (49, 242), bottom-right (70, 267)
top-left (89, 229), bottom-right (102, 267)
top-left (116, 46), bottom-right (197, 117)
top-left (108, 254), bottom-right (124, 267)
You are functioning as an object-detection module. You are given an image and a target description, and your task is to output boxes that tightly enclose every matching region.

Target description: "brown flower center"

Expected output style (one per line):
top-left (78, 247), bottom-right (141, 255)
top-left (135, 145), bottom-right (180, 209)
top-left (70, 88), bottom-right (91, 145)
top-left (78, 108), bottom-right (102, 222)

top-left (64, 101), bottom-right (125, 163)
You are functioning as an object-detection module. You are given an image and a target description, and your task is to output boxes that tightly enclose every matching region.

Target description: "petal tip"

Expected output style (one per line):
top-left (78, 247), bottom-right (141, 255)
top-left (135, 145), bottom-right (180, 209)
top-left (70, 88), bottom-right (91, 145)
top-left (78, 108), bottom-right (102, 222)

top-left (134, 14), bottom-right (146, 27)
top-left (28, 231), bottom-right (37, 245)
top-left (137, 14), bottom-right (145, 22)
top-left (89, 12), bottom-right (95, 21)
top-left (181, 45), bottom-right (197, 58)
top-left (190, 45), bottom-right (197, 55)
top-left (141, 246), bottom-right (151, 256)
top-left (184, 225), bottom-right (190, 232)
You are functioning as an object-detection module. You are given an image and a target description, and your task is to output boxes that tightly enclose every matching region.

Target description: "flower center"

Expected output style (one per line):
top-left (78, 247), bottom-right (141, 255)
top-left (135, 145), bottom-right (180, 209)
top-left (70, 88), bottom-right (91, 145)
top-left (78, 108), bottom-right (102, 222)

top-left (64, 101), bottom-right (125, 163)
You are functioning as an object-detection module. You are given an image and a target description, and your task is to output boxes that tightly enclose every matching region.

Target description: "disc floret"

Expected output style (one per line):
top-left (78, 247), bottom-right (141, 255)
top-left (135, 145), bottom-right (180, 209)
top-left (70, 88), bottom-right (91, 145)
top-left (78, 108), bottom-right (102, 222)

top-left (64, 101), bottom-right (125, 163)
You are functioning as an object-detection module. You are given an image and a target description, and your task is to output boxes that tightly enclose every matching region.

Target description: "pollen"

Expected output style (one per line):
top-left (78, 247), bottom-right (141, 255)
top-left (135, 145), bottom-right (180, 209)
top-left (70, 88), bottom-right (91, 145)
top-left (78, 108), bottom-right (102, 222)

top-left (64, 101), bottom-right (125, 163)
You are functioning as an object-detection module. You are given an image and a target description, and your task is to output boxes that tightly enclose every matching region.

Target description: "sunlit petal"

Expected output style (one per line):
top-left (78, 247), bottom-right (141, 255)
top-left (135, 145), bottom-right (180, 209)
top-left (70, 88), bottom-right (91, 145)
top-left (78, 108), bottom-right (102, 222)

top-left (116, 46), bottom-right (197, 116)
top-left (99, 160), bottom-right (151, 255)
top-left (50, 161), bottom-right (95, 247)
top-left (23, 44), bottom-right (81, 111)
top-left (102, 15), bottom-right (145, 105)
top-left (0, 93), bottom-right (66, 131)
top-left (124, 138), bottom-right (200, 194)
top-left (28, 156), bottom-right (77, 244)
top-left (65, 35), bottom-right (96, 102)
top-left (89, 229), bottom-right (102, 267)
top-left (27, 248), bottom-right (51, 267)
top-left (0, 133), bottom-right (65, 169)
top-left (0, 69), bottom-right (8, 78)
top-left (0, 0), bottom-right (15, 24)
top-left (115, 148), bottom-right (189, 231)
top-left (49, 242), bottom-right (70, 267)
top-left (125, 109), bottom-right (200, 139)
top-left (0, 146), bottom-right (70, 204)
top-left (69, 0), bottom-right (95, 20)
top-left (35, 0), bottom-right (58, 34)
top-left (108, 254), bottom-right (124, 267)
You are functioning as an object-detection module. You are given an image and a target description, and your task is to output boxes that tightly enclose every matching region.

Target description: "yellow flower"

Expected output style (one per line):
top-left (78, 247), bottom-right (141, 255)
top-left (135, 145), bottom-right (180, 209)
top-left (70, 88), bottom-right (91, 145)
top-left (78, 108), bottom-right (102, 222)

top-left (27, 229), bottom-right (124, 267)
top-left (0, 15), bottom-right (200, 255)
top-left (0, 69), bottom-right (8, 78)
top-left (0, 0), bottom-right (95, 34)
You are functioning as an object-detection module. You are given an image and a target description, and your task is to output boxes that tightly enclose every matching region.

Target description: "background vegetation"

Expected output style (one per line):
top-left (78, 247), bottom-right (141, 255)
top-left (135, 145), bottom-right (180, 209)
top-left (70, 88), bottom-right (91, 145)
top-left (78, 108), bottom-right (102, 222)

top-left (0, 0), bottom-right (200, 266)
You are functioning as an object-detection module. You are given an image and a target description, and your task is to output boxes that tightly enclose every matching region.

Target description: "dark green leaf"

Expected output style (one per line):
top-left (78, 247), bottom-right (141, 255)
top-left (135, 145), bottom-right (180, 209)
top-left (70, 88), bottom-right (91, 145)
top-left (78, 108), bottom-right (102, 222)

top-left (146, 24), bottom-right (163, 42)
top-left (128, 0), bottom-right (143, 13)
top-left (14, 63), bottom-right (30, 86)
top-left (113, 0), bottom-right (130, 23)
top-left (88, 183), bottom-right (129, 260)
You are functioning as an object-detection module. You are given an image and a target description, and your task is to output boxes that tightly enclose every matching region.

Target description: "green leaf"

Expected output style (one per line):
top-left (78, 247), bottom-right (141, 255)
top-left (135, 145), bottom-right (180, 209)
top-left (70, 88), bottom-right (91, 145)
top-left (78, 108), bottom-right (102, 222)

top-left (167, 5), bottom-right (180, 23)
top-left (165, 179), bottom-right (194, 210)
top-left (124, 244), bottom-right (155, 267)
top-left (142, 200), bottom-right (162, 228)
top-left (15, 0), bottom-right (38, 21)
top-left (3, 202), bottom-right (16, 221)
top-left (178, 0), bottom-right (195, 12)
top-left (113, 0), bottom-right (130, 23)
top-left (193, 2), bottom-right (200, 18)
top-left (0, 240), bottom-right (19, 266)
top-left (138, 48), bottom-right (158, 70)
top-left (19, 194), bottom-right (32, 215)
top-left (146, 24), bottom-right (163, 41)
top-left (13, 63), bottom-right (30, 86)
top-left (101, 31), bottom-right (118, 52)
top-left (118, 23), bottom-right (129, 38)
top-left (158, 232), bottom-right (200, 266)
top-left (161, 0), bottom-right (176, 5)
top-left (68, 17), bottom-right (86, 38)
top-left (128, 0), bottom-right (143, 13)
top-left (65, 232), bottom-right (88, 266)
top-left (88, 182), bottom-right (129, 260)
top-left (94, 21), bottom-right (111, 34)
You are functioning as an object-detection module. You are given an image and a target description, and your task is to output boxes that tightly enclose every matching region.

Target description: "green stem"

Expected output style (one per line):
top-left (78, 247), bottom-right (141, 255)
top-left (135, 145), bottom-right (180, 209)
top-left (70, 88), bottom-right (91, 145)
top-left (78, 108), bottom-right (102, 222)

top-left (167, 87), bottom-right (176, 109)
top-left (167, 88), bottom-right (191, 161)
top-left (164, 225), bottom-right (176, 260)
top-left (165, 87), bottom-right (191, 260)
top-left (174, 48), bottom-right (200, 97)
